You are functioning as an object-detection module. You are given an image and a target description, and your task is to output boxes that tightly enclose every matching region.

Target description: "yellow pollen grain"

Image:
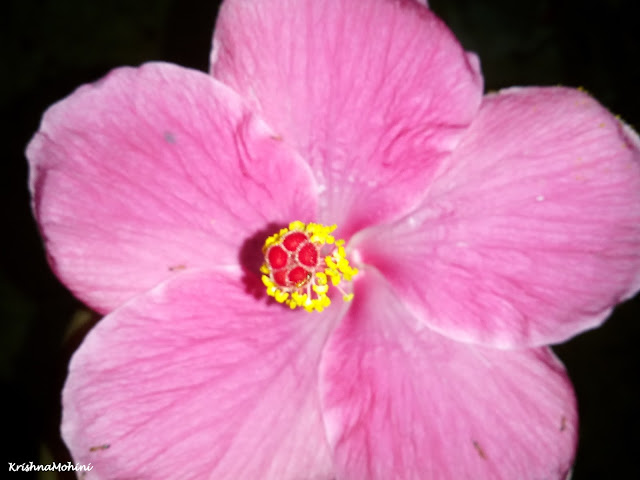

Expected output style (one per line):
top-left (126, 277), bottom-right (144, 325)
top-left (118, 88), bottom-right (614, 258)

top-left (260, 221), bottom-right (357, 312)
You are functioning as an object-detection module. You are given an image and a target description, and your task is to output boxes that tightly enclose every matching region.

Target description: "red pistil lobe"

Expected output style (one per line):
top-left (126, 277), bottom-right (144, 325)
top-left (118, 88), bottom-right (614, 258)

top-left (267, 245), bottom-right (288, 269)
top-left (266, 231), bottom-right (320, 288)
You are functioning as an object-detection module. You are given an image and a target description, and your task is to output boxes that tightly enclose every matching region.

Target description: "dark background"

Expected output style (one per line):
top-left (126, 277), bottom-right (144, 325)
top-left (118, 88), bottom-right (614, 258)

top-left (2, 0), bottom-right (638, 478)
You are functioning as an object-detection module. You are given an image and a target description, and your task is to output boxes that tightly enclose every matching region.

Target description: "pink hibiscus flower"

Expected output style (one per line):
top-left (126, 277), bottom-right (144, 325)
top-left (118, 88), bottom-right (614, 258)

top-left (26, 0), bottom-right (640, 478)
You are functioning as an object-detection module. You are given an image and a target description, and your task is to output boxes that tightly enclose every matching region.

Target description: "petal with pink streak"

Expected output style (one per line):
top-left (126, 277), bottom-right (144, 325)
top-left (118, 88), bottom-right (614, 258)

top-left (355, 87), bottom-right (640, 348)
top-left (211, 0), bottom-right (482, 235)
top-left (319, 271), bottom-right (577, 480)
top-left (62, 269), bottom-right (336, 480)
top-left (27, 63), bottom-right (317, 313)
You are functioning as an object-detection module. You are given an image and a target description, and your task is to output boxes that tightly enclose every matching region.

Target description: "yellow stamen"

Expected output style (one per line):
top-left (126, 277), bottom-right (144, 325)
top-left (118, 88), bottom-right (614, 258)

top-left (261, 221), bottom-right (358, 312)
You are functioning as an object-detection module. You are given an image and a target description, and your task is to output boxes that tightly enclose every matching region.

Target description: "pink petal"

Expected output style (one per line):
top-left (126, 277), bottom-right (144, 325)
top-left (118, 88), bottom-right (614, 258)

top-left (62, 269), bottom-right (336, 480)
top-left (211, 0), bottom-right (482, 236)
top-left (354, 87), bottom-right (640, 348)
top-left (27, 63), bottom-right (317, 313)
top-left (319, 270), bottom-right (577, 480)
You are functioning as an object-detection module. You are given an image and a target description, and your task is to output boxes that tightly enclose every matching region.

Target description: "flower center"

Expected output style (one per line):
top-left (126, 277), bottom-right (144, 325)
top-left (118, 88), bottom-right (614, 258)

top-left (261, 221), bottom-right (358, 312)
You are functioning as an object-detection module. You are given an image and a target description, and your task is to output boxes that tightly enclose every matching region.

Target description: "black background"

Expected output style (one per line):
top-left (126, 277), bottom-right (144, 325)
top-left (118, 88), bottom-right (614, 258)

top-left (2, 0), bottom-right (639, 478)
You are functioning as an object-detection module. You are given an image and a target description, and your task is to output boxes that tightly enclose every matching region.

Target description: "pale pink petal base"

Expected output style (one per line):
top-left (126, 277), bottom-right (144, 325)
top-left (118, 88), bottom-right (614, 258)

top-left (62, 269), bottom-right (336, 480)
top-left (27, 63), bottom-right (317, 313)
top-left (355, 87), bottom-right (640, 348)
top-left (211, 0), bottom-right (482, 235)
top-left (320, 270), bottom-right (577, 480)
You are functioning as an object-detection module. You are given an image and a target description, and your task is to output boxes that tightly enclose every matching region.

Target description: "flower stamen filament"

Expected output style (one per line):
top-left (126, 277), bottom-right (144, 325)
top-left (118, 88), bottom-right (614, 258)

top-left (261, 222), bottom-right (358, 312)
